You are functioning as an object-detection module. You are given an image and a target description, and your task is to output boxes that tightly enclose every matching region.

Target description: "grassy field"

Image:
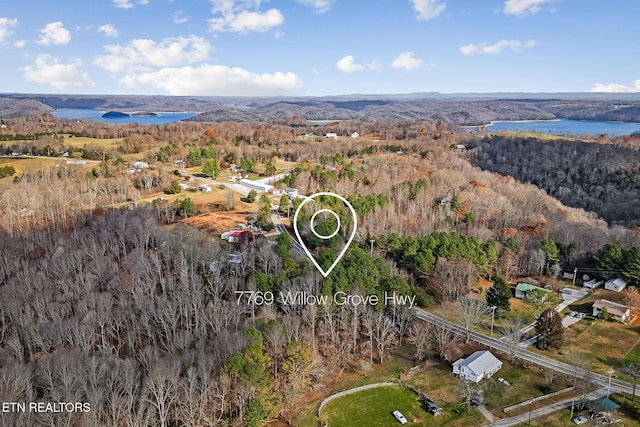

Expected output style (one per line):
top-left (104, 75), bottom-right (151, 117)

top-left (0, 157), bottom-right (70, 182)
top-left (321, 385), bottom-right (481, 427)
top-left (61, 136), bottom-right (123, 150)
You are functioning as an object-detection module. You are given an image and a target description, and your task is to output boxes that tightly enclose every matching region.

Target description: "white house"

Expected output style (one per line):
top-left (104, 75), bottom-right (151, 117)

top-left (178, 183), bottom-right (190, 190)
top-left (605, 278), bottom-right (627, 292)
top-left (351, 132), bottom-right (359, 138)
top-left (592, 299), bottom-right (631, 322)
top-left (285, 188), bottom-right (299, 199)
top-left (198, 185), bottom-right (212, 192)
top-left (583, 278), bottom-right (603, 289)
top-left (325, 132), bottom-right (338, 139)
top-left (452, 351), bottom-right (502, 383)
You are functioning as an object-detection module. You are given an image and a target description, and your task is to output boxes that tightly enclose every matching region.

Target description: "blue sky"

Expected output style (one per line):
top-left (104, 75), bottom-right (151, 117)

top-left (0, 0), bottom-right (638, 96)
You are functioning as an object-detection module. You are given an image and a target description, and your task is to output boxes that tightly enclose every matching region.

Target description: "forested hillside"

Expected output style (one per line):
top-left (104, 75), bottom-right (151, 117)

top-left (469, 136), bottom-right (640, 225)
top-left (1, 113), bottom-right (640, 425)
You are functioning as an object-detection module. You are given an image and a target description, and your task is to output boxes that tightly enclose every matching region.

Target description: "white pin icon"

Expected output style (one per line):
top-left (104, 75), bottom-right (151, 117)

top-left (293, 192), bottom-right (358, 277)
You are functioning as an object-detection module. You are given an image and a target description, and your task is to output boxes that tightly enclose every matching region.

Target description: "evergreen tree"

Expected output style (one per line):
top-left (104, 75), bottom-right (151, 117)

top-left (246, 189), bottom-right (257, 203)
top-left (165, 180), bottom-right (182, 194)
top-left (278, 194), bottom-right (290, 215)
top-left (535, 308), bottom-right (564, 350)
top-left (486, 276), bottom-right (511, 312)
top-left (504, 236), bottom-right (519, 253)
top-left (202, 158), bottom-right (220, 178)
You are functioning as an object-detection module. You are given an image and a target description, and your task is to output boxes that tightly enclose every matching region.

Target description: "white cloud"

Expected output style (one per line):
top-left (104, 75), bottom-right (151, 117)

top-left (14, 40), bottom-right (25, 48)
top-left (209, 0), bottom-right (284, 33)
top-left (121, 64), bottom-right (303, 96)
top-left (294, 0), bottom-right (334, 14)
top-left (391, 52), bottom-right (425, 70)
top-left (591, 80), bottom-right (640, 93)
top-left (0, 18), bottom-right (18, 43)
top-left (112, 0), bottom-right (149, 8)
top-left (37, 22), bottom-right (71, 46)
top-left (173, 11), bottom-right (189, 24)
top-left (410, 0), bottom-right (446, 20)
top-left (336, 55), bottom-right (378, 73)
top-left (503, 0), bottom-right (557, 16)
top-left (94, 35), bottom-right (211, 73)
top-left (460, 39), bottom-right (536, 55)
top-left (113, 0), bottom-right (133, 9)
top-left (98, 24), bottom-right (118, 38)
top-left (22, 55), bottom-right (95, 90)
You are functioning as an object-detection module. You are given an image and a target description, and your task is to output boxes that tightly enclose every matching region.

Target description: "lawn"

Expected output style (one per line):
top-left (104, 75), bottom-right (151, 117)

top-left (0, 157), bottom-right (68, 181)
top-left (62, 136), bottom-right (123, 150)
top-left (321, 385), bottom-right (480, 427)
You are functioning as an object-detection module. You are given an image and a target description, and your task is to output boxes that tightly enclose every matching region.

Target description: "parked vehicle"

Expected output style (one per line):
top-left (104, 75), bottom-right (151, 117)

top-left (392, 410), bottom-right (408, 424)
top-left (572, 415), bottom-right (588, 424)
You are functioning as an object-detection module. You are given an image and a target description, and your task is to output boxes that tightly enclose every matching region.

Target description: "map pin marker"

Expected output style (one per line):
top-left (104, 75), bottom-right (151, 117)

top-left (293, 192), bottom-right (358, 277)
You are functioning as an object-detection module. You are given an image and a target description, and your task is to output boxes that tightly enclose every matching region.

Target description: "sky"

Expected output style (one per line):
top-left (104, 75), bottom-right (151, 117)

top-left (0, 0), bottom-right (638, 96)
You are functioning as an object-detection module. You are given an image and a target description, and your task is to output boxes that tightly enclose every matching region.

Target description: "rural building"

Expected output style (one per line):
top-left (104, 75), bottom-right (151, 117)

top-left (221, 229), bottom-right (240, 240)
top-left (198, 185), bottom-right (212, 192)
top-left (351, 132), bottom-right (359, 138)
top-left (132, 161), bottom-right (149, 169)
top-left (183, 175), bottom-right (194, 182)
top-left (228, 175), bottom-right (242, 182)
top-left (285, 188), bottom-right (299, 199)
top-left (422, 398), bottom-right (442, 416)
top-left (325, 132), bottom-right (338, 139)
top-left (515, 283), bottom-right (550, 299)
top-left (452, 350), bottom-right (502, 383)
top-left (605, 278), bottom-right (627, 292)
top-left (238, 179), bottom-right (274, 193)
top-left (584, 278), bottom-right (603, 289)
top-left (592, 299), bottom-right (630, 322)
top-left (227, 231), bottom-right (244, 243)
top-left (588, 397), bottom-right (620, 416)
top-left (178, 183), bottom-right (189, 190)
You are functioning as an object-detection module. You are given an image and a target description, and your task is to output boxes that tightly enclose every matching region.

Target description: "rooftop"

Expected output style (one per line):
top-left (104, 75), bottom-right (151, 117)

top-left (593, 299), bottom-right (629, 317)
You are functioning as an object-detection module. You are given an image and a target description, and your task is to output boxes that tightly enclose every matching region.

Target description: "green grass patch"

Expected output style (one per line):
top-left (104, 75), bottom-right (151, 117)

top-left (62, 136), bottom-right (123, 149)
top-left (322, 385), bottom-right (479, 427)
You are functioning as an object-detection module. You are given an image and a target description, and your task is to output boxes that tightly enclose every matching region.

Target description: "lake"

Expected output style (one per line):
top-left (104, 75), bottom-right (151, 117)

top-left (52, 108), bottom-right (197, 124)
top-left (485, 119), bottom-right (640, 136)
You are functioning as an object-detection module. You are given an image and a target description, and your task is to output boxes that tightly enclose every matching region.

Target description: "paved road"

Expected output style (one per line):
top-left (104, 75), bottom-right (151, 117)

top-left (415, 309), bottom-right (636, 396)
top-left (485, 388), bottom-right (608, 427)
top-left (270, 208), bottom-right (307, 258)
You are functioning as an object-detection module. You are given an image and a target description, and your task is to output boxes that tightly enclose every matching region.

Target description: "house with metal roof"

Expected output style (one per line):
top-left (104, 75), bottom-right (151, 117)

top-left (592, 299), bottom-right (630, 322)
top-left (514, 283), bottom-right (549, 299)
top-left (452, 350), bottom-right (502, 383)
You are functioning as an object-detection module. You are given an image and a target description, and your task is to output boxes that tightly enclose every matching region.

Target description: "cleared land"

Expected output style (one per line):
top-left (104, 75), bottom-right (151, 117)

top-left (61, 136), bottom-right (124, 150)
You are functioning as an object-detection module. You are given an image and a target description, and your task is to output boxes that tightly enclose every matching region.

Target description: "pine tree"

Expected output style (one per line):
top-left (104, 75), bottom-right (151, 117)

top-left (202, 158), bottom-right (220, 178)
top-left (535, 308), bottom-right (564, 350)
top-left (486, 276), bottom-right (511, 312)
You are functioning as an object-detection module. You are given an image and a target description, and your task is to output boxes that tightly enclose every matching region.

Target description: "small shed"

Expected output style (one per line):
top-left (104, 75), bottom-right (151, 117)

top-left (198, 185), bottom-right (212, 192)
top-left (605, 278), bottom-right (627, 292)
top-left (584, 278), bottom-right (603, 289)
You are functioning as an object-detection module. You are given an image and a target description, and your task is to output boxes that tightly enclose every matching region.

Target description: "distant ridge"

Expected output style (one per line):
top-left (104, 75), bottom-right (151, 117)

top-left (2, 92), bottom-right (640, 124)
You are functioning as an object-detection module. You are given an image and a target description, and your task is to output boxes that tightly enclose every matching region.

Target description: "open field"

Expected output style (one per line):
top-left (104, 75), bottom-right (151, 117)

top-left (322, 386), bottom-right (451, 427)
top-left (138, 186), bottom-right (258, 235)
top-left (61, 136), bottom-right (124, 150)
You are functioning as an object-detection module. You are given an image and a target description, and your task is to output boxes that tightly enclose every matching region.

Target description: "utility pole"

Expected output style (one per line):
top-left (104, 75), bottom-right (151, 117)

top-left (369, 239), bottom-right (375, 258)
top-left (572, 267), bottom-right (578, 286)
top-left (490, 306), bottom-right (497, 338)
top-left (528, 399), bottom-right (533, 426)
top-left (607, 370), bottom-right (614, 398)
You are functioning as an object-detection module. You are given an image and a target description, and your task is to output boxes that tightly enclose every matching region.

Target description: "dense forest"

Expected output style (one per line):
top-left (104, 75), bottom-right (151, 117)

top-left (469, 135), bottom-right (640, 225)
